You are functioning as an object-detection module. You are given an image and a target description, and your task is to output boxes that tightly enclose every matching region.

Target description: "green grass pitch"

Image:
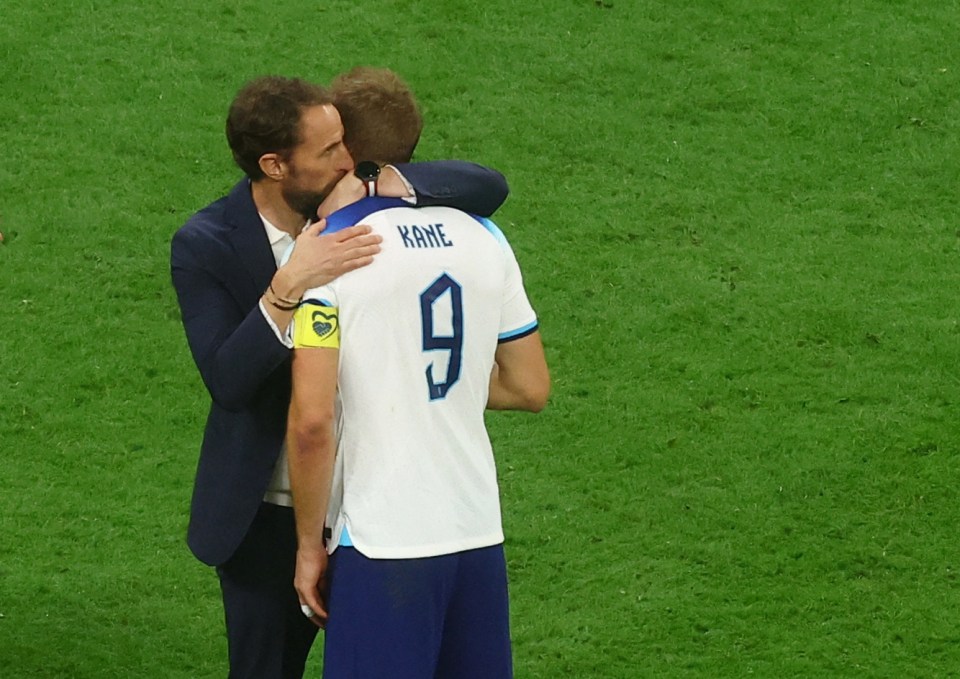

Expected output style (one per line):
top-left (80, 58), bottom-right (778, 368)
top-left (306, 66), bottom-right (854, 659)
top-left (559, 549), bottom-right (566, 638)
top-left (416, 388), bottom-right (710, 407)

top-left (2, 1), bottom-right (960, 676)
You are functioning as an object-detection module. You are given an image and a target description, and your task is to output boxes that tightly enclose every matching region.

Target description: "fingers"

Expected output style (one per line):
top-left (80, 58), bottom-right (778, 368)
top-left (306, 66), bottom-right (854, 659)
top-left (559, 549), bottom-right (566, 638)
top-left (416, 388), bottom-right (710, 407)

top-left (331, 236), bottom-right (381, 276)
top-left (340, 255), bottom-right (376, 273)
top-left (332, 223), bottom-right (375, 242)
top-left (294, 546), bottom-right (330, 628)
top-left (296, 578), bottom-right (329, 629)
top-left (343, 240), bottom-right (382, 257)
top-left (290, 223), bottom-right (382, 288)
top-left (330, 233), bottom-right (382, 261)
top-left (298, 598), bottom-right (328, 629)
top-left (340, 234), bottom-right (382, 249)
top-left (313, 223), bottom-right (381, 248)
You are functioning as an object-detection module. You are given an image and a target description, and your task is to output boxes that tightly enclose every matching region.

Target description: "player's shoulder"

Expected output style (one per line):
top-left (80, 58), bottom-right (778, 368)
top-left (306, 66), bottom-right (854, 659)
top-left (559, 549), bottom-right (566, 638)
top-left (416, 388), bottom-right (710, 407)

top-left (469, 214), bottom-right (509, 247)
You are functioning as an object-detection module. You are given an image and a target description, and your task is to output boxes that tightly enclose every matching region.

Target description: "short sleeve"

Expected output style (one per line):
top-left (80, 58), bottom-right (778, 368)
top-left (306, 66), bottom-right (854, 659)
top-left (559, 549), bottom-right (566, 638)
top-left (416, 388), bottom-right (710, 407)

top-left (476, 217), bottom-right (539, 342)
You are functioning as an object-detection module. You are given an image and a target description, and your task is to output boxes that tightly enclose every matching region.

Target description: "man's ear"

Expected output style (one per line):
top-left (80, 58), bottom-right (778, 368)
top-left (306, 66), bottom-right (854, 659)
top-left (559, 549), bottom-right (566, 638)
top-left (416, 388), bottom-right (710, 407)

top-left (259, 153), bottom-right (285, 181)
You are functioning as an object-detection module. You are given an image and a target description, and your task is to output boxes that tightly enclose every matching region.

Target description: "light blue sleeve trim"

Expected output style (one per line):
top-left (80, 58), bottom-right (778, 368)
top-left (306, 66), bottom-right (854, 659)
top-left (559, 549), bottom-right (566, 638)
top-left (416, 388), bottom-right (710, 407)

top-left (475, 216), bottom-right (509, 248)
top-left (302, 296), bottom-right (335, 307)
top-left (499, 320), bottom-right (539, 342)
top-left (339, 526), bottom-right (354, 546)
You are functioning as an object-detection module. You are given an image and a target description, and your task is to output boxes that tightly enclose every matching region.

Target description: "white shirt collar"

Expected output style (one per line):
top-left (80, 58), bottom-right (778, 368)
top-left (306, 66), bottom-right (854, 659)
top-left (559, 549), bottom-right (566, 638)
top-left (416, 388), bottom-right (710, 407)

top-left (259, 213), bottom-right (306, 267)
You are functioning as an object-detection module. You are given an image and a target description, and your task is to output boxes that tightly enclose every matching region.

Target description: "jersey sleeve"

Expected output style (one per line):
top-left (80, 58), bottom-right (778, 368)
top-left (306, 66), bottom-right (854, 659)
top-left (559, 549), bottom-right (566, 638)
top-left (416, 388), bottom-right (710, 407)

top-left (478, 217), bottom-right (539, 342)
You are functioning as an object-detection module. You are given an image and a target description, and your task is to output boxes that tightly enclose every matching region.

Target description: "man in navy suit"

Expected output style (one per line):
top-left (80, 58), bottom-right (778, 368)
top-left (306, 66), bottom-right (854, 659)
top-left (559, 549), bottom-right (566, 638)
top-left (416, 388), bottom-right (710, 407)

top-left (170, 75), bottom-right (509, 679)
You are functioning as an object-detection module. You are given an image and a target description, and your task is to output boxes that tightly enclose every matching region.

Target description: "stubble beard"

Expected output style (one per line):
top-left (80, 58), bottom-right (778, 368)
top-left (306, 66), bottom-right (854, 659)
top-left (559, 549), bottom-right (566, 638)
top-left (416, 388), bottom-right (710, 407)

top-left (281, 169), bottom-right (347, 221)
top-left (281, 185), bottom-right (325, 221)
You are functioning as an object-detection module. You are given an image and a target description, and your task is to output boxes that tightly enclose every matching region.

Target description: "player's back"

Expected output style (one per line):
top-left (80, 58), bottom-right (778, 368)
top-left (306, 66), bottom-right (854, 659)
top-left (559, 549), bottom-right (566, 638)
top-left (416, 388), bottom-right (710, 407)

top-left (313, 199), bottom-right (536, 557)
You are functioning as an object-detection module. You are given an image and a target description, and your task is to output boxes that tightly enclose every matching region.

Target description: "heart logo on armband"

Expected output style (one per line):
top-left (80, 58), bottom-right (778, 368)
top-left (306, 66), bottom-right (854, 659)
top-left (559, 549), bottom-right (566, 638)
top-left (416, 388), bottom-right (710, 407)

top-left (311, 310), bottom-right (338, 340)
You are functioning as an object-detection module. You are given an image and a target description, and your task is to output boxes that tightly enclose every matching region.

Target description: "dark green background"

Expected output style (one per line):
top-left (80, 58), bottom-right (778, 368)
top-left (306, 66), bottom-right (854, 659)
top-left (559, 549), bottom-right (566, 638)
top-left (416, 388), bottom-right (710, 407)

top-left (2, 1), bottom-right (959, 676)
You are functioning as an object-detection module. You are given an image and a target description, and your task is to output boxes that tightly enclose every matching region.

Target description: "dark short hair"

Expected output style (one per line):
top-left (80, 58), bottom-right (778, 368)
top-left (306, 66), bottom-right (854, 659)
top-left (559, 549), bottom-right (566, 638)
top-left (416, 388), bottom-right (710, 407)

top-left (330, 67), bottom-right (423, 165)
top-left (225, 76), bottom-right (333, 179)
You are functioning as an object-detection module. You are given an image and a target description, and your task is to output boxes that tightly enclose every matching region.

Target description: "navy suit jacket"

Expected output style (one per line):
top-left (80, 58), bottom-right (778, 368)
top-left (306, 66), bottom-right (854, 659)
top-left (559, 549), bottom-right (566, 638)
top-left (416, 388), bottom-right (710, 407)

top-left (171, 162), bottom-right (507, 566)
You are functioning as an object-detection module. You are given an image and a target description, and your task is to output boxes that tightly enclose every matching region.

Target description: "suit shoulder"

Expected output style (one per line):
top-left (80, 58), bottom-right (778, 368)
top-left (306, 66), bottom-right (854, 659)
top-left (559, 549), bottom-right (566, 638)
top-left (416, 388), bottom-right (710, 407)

top-left (170, 196), bottom-right (239, 271)
top-left (174, 195), bottom-right (231, 243)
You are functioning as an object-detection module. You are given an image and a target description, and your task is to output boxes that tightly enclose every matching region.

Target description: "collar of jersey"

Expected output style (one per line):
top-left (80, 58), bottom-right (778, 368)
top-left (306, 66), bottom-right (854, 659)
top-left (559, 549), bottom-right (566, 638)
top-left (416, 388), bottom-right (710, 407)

top-left (323, 197), bottom-right (410, 234)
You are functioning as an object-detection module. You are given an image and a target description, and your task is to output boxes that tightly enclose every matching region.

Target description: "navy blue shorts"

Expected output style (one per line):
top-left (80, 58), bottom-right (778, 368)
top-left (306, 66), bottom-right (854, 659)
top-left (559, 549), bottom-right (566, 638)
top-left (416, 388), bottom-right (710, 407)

top-left (321, 543), bottom-right (513, 679)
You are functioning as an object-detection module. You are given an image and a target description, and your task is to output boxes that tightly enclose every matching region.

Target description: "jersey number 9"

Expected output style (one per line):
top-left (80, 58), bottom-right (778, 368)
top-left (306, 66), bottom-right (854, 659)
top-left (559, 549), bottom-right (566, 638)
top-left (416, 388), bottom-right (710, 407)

top-left (420, 273), bottom-right (463, 401)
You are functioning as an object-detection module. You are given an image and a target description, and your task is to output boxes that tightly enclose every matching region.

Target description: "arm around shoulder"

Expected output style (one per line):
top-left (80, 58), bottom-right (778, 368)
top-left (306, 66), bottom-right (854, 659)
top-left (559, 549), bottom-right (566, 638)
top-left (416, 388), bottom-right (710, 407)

top-left (392, 160), bottom-right (509, 217)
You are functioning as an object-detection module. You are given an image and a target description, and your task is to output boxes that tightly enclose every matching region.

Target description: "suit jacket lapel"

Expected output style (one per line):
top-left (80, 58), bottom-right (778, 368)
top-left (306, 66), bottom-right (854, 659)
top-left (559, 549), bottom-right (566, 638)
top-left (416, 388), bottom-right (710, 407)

top-left (223, 179), bottom-right (277, 300)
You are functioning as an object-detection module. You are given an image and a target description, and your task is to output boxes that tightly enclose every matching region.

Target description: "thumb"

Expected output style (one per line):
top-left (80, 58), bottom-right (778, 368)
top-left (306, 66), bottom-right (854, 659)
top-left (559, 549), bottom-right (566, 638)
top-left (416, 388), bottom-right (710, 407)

top-left (304, 218), bottom-right (327, 235)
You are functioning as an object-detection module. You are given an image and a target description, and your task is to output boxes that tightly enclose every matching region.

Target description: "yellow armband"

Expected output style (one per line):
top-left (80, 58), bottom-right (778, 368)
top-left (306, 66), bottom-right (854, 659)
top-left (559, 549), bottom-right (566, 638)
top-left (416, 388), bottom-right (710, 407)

top-left (293, 302), bottom-right (340, 349)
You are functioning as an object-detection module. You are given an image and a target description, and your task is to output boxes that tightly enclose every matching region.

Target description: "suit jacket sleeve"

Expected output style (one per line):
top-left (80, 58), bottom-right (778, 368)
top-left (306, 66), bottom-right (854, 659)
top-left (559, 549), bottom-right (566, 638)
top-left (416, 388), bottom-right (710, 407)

top-left (171, 217), bottom-right (290, 412)
top-left (393, 161), bottom-right (509, 217)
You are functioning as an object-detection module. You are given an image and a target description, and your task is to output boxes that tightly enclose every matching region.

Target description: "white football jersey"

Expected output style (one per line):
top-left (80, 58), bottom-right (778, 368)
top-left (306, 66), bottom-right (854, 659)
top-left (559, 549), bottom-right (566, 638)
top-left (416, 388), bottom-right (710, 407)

top-left (294, 198), bottom-right (538, 559)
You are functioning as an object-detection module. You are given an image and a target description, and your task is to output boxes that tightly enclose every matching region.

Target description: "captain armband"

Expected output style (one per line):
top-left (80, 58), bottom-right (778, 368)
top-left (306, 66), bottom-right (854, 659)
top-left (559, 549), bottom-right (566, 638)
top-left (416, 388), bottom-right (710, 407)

top-left (292, 302), bottom-right (340, 349)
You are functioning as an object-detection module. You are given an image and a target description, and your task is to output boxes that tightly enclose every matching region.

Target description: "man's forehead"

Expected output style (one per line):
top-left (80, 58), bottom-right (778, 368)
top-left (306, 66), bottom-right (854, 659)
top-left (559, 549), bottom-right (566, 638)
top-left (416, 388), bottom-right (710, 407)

top-left (298, 104), bottom-right (343, 143)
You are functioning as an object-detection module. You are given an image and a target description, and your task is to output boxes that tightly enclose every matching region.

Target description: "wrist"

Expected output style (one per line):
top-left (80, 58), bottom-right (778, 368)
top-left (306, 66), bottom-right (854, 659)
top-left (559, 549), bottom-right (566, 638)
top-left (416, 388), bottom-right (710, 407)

top-left (271, 267), bottom-right (306, 302)
top-left (297, 536), bottom-right (328, 553)
top-left (354, 160), bottom-right (381, 197)
top-left (378, 165), bottom-right (415, 198)
top-left (264, 286), bottom-right (298, 312)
